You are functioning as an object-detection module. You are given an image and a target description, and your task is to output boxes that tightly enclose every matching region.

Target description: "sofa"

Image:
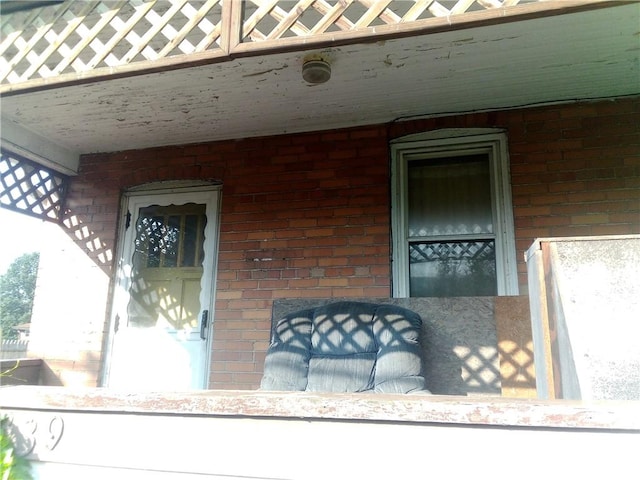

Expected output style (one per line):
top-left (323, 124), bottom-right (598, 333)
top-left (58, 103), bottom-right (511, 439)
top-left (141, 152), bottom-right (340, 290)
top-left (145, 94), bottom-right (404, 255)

top-left (260, 301), bottom-right (429, 394)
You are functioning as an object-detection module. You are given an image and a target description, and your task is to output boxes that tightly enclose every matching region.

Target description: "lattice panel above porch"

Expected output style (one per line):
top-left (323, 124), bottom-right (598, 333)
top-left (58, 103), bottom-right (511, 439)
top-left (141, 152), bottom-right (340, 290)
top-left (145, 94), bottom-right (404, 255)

top-left (0, 150), bottom-right (68, 223)
top-left (1, 0), bottom-right (547, 86)
top-left (239, 0), bottom-right (532, 43)
top-left (0, 0), bottom-right (225, 85)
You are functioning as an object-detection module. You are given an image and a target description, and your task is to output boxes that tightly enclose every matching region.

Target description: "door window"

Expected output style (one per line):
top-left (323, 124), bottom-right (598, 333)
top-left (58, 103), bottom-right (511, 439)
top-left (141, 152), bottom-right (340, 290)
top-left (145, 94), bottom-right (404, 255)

top-left (128, 204), bottom-right (207, 330)
top-left (134, 204), bottom-right (206, 270)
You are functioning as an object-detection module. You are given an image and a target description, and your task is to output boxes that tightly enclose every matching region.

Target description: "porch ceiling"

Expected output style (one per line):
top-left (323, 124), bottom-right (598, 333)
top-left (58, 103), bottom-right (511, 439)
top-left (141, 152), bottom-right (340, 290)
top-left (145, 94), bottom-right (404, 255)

top-left (0, 3), bottom-right (638, 171)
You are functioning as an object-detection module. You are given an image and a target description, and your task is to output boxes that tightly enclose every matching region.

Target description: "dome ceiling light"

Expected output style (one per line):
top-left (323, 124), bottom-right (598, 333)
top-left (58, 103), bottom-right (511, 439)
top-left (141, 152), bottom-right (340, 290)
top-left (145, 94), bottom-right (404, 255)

top-left (302, 54), bottom-right (331, 84)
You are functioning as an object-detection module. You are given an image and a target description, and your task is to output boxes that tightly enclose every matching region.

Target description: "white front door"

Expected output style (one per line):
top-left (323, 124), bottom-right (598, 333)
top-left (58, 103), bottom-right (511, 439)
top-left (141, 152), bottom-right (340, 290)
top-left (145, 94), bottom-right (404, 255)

top-left (106, 185), bottom-right (220, 390)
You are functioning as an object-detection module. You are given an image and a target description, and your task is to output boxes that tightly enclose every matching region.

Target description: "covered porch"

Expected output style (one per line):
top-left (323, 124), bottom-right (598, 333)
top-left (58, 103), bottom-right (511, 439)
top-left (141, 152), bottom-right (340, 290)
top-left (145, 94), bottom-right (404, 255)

top-left (1, 1), bottom-right (639, 476)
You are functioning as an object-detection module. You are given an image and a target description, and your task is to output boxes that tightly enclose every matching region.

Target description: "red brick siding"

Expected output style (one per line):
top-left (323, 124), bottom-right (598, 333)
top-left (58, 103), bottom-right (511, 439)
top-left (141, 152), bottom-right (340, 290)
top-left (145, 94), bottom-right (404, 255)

top-left (210, 127), bottom-right (392, 388)
top-left (510, 100), bottom-right (640, 285)
top-left (70, 97), bottom-right (639, 389)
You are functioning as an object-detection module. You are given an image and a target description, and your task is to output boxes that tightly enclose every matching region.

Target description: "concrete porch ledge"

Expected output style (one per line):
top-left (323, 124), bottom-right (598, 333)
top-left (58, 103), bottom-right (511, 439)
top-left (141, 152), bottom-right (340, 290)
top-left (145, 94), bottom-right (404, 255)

top-left (1, 386), bottom-right (638, 431)
top-left (2, 387), bottom-right (638, 479)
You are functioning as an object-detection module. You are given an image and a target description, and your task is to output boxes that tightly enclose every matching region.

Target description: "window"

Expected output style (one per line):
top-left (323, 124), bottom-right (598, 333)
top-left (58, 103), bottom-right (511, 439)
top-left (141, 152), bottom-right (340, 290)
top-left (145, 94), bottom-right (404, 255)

top-left (391, 130), bottom-right (518, 297)
top-left (134, 204), bottom-right (207, 269)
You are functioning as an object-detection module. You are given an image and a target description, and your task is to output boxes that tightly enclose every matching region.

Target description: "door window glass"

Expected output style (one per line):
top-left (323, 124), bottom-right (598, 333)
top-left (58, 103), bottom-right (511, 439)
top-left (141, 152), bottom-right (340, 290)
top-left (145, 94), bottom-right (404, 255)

top-left (134, 204), bottom-right (206, 269)
top-left (128, 204), bottom-right (206, 329)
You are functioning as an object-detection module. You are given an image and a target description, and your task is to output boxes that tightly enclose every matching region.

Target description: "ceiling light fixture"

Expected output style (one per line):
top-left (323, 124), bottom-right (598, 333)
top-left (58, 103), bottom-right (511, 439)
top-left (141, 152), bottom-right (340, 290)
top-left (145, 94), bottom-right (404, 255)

top-left (302, 55), bottom-right (331, 84)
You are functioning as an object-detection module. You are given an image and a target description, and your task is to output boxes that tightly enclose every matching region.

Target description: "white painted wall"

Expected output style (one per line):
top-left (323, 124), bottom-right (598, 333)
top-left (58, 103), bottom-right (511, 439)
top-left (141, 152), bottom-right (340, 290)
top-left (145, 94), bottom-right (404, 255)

top-left (28, 221), bottom-right (111, 385)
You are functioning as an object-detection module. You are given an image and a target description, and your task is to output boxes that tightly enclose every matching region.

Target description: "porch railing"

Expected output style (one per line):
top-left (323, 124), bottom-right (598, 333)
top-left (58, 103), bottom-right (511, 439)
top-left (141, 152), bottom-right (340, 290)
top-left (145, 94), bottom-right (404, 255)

top-left (0, 0), bottom-right (607, 93)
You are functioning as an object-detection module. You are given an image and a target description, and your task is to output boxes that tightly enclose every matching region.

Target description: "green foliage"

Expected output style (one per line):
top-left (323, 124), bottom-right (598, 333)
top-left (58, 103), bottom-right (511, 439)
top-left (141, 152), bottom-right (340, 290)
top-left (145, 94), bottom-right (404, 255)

top-left (0, 416), bottom-right (33, 480)
top-left (0, 253), bottom-right (40, 340)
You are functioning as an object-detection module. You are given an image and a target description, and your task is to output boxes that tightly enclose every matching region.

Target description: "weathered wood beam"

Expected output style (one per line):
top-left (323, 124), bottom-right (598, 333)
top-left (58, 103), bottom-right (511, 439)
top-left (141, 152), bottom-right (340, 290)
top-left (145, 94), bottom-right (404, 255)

top-left (0, 118), bottom-right (79, 174)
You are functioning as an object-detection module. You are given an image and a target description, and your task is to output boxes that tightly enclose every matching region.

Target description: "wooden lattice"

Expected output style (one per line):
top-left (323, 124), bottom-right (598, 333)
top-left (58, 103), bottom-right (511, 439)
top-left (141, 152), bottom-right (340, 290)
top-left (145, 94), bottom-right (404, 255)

top-left (0, 0), bottom-right (225, 84)
top-left (0, 150), bottom-right (68, 222)
top-left (0, 0), bottom-right (541, 86)
top-left (240, 0), bottom-right (528, 43)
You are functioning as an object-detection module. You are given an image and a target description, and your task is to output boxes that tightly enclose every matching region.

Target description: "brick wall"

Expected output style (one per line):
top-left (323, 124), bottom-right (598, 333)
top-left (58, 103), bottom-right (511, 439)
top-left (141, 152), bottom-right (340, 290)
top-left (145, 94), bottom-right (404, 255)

top-left (32, 97), bottom-right (639, 388)
top-left (209, 127), bottom-right (394, 387)
top-left (511, 101), bottom-right (640, 285)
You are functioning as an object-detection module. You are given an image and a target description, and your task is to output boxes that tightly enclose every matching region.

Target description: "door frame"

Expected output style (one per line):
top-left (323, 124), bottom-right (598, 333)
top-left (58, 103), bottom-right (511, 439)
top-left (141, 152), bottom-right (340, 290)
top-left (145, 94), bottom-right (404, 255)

top-left (103, 181), bottom-right (222, 389)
